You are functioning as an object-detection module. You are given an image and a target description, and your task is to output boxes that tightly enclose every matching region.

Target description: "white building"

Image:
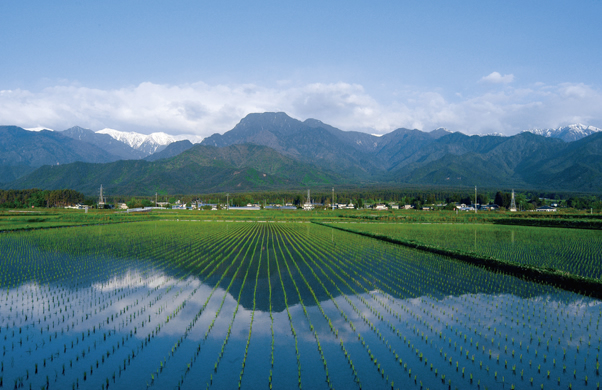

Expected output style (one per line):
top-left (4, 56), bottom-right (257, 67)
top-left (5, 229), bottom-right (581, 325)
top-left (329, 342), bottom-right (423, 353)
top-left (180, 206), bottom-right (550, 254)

top-left (536, 205), bottom-right (557, 212)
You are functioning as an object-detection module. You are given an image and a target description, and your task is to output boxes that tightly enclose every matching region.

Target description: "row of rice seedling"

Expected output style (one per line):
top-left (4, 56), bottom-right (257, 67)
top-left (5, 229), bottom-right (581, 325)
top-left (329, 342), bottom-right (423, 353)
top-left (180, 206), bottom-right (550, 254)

top-left (273, 230), bottom-right (338, 389)
top-left (153, 223), bottom-right (261, 389)
top-left (0, 222), bottom-right (253, 389)
top-left (299, 223), bottom-right (601, 389)
top-left (237, 231), bottom-right (264, 389)
top-left (277, 226), bottom-right (369, 389)
top-left (336, 222), bottom-right (602, 280)
top-left (145, 223), bottom-right (257, 388)
top-left (270, 225), bottom-right (524, 386)
top-left (273, 229), bottom-right (304, 389)
top-left (203, 228), bottom-right (261, 389)
top-left (278, 223), bottom-right (422, 388)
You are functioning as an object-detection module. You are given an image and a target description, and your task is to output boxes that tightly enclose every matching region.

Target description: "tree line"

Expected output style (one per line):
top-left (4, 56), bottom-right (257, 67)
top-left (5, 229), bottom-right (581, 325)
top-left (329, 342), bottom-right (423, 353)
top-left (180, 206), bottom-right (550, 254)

top-left (0, 189), bottom-right (85, 208)
top-left (4, 187), bottom-right (599, 211)
top-left (115, 188), bottom-right (602, 211)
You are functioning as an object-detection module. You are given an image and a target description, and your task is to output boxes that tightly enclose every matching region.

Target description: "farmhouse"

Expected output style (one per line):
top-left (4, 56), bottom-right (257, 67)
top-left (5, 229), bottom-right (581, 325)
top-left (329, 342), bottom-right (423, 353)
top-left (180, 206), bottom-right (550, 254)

top-left (230, 205), bottom-right (261, 210)
top-left (64, 203), bottom-right (85, 209)
top-left (536, 205), bottom-right (557, 212)
top-left (303, 202), bottom-right (314, 210)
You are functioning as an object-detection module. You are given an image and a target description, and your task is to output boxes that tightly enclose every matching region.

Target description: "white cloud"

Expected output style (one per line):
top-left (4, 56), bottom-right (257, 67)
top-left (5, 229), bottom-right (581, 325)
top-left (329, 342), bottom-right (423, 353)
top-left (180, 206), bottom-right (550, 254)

top-left (0, 79), bottom-right (601, 137)
top-left (480, 71), bottom-right (515, 84)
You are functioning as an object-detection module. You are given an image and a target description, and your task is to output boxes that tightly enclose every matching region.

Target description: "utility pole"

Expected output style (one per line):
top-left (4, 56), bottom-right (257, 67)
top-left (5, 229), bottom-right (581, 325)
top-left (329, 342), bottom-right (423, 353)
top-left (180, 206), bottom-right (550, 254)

top-left (226, 193), bottom-right (229, 210)
top-left (155, 192), bottom-right (157, 208)
top-left (98, 184), bottom-right (105, 209)
top-left (510, 189), bottom-right (517, 212)
top-left (475, 186), bottom-right (477, 214)
top-left (332, 187), bottom-right (335, 210)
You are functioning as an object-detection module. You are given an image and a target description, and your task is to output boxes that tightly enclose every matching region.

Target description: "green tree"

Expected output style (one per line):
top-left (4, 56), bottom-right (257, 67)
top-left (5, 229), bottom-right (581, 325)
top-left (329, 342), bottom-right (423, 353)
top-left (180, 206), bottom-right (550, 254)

top-left (477, 193), bottom-right (489, 205)
top-left (127, 198), bottom-right (153, 208)
top-left (426, 193), bottom-right (436, 205)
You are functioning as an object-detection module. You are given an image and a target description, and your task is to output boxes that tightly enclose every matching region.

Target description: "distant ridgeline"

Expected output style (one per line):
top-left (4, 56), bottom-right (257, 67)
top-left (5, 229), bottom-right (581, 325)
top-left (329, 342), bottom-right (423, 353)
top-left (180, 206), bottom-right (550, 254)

top-left (2, 113), bottom-right (602, 195)
top-left (0, 189), bottom-right (85, 208)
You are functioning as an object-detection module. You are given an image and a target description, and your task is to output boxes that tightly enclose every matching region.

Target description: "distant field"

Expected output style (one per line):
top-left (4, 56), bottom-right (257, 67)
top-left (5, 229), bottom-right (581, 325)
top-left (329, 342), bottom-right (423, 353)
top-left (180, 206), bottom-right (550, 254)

top-left (0, 207), bottom-right (533, 232)
top-left (0, 209), bottom-right (158, 231)
top-left (0, 221), bottom-right (600, 389)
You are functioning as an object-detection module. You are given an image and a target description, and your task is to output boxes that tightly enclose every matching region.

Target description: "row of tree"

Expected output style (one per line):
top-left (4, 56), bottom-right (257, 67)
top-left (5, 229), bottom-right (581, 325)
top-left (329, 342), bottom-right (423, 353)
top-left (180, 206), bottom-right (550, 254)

top-left (0, 189), bottom-right (85, 208)
top-left (5, 187), bottom-right (599, 211)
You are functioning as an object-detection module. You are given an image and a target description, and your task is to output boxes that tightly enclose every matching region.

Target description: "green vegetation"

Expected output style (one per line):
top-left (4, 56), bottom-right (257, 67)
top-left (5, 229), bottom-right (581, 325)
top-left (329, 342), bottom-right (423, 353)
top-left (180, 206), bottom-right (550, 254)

top-left (0, 209), bottom-right (159, 232)
top-left (330, 222), bottom-right (602, 280)
top-left (0, 189), bottom-right (85, 208)
top-left (7, 144), bottom-right (341, 195)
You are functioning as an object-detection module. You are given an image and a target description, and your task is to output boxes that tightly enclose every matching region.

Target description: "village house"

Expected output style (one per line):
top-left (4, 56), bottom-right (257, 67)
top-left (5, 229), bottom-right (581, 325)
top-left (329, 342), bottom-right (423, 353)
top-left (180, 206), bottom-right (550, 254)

top-left (536, 205), bottom-right (557, 212)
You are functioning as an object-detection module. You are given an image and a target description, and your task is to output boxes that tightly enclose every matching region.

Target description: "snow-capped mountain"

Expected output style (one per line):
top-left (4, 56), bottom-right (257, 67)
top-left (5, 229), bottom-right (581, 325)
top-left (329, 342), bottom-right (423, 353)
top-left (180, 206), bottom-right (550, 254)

top-left (96, 128), bottom-right (176, 156)
top-left (523, 124), bottom-right (601, 142)
top-left (24, 127), bottom-right (54, 132)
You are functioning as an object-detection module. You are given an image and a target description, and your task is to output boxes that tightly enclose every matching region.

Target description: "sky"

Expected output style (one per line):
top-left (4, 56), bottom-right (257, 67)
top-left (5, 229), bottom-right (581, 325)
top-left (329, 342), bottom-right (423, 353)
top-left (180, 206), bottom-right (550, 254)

top-left (1, 1), bottom-right (601, 137)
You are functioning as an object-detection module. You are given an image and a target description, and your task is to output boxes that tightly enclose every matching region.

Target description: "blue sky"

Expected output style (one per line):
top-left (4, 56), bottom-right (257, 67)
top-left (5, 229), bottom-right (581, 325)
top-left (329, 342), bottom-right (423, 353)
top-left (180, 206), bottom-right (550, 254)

top-left (1, 1), bottom-right (601, 136)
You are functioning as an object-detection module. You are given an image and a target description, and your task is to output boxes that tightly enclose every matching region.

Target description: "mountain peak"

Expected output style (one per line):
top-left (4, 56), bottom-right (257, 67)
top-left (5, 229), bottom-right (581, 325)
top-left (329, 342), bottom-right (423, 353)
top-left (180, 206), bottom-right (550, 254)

top-left (429, 127), bottom-right (453, 139)
top-left (523, 124), bottom-right (601, 142)
top-left (96, 128), bottom-right (175, 155)
top-left (63, 126), bottom-right (93, 134)
top-left (237, 112), bottom-right (299, 129)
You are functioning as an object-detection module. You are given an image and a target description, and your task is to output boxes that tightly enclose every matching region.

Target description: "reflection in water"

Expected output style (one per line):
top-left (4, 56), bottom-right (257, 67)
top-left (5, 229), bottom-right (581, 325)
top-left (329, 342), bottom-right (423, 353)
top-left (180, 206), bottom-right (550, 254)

top-left (0, 222), bottom-right (600, 390)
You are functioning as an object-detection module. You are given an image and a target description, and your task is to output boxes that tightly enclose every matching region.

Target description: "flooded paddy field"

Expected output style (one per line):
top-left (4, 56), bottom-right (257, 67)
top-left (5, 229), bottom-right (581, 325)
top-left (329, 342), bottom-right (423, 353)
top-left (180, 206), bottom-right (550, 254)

top-left (0, 221), bottom-right (600, 389)
top-left (338, 222), bottom-right (602, 280)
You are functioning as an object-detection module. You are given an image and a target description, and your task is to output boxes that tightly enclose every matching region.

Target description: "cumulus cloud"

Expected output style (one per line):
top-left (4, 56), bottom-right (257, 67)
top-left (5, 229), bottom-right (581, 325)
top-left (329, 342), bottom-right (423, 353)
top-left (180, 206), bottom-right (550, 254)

top-left (480, 71), bottom-right (515, 84)
top-left (0, 79), bottom-right (600, 137)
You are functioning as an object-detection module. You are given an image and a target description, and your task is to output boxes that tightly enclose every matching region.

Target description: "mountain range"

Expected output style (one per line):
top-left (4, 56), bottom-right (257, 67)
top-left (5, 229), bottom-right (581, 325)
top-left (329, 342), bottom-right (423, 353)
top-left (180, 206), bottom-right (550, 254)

top-left (522, 124), bottom-right (601, 143)
top-left (2, 114), bottom-right (602, 195)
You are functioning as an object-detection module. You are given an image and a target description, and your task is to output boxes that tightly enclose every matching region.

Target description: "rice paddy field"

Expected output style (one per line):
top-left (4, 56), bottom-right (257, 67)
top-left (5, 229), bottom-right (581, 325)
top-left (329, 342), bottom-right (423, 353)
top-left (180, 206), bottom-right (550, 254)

top-left (331, 222), bottom-right (602, 280)
top-left (1, 221), bottom-right (601, 390)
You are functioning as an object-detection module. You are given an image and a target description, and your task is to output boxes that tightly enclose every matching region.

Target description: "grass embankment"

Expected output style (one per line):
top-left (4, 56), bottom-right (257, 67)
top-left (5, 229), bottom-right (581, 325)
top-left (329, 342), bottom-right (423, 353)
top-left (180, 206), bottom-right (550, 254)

top-left (317, 221), bottom-right (602, 299)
